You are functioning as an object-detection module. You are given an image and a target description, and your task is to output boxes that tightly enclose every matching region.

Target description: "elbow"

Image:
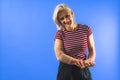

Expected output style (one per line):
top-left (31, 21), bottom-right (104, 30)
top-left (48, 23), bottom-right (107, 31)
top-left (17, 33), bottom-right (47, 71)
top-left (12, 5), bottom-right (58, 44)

top-left (54, 48), bottom-right (62, 61)
top-left (54, 49), bottom-right (62, 61)
top-left (89, 47), bottom-right (95, 53)
top-left (56, 53), bottom-right (62, 61)
top-left (56, 52), bottom-right (63, 62)
top-left (56, 57), bottom-right (61, 61)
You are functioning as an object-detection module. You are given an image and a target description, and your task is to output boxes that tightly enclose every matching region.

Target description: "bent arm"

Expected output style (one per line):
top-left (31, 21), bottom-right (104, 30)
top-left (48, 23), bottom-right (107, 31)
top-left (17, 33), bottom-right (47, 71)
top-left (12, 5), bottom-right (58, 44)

top-left (88, 34), bottom-right (96, 62)
top-left (54, 39), bottom-right (78, 65)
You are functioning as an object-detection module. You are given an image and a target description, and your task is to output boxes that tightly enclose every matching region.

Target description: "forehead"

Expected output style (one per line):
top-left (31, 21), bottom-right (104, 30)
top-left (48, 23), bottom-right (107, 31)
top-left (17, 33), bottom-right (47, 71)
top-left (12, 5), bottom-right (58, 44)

top-left (58, 10), bottom-right (71, 18)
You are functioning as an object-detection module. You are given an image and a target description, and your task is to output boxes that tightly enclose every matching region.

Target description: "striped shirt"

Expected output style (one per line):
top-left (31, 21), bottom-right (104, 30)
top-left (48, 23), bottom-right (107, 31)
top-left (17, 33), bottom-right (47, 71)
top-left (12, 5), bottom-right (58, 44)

top-left (55, 24), bottom-right (92, 59)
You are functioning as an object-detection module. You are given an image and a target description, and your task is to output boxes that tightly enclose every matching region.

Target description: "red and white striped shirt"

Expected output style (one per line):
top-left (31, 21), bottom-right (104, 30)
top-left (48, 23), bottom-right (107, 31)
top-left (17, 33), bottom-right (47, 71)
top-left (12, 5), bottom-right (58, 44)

top-left (55, 24), bottom-right (92, 59)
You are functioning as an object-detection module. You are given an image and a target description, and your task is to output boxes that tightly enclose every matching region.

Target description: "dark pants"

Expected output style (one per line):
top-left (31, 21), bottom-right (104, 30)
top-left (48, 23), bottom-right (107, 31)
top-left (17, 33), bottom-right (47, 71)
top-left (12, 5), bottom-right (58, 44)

top-left (57, 62), bottom-right (92, 80)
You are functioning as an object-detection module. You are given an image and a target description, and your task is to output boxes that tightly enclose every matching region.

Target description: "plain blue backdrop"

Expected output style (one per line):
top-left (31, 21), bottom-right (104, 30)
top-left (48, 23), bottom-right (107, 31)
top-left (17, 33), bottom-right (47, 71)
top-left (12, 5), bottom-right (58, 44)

top-left (0, 0), bottom-right (119, 80)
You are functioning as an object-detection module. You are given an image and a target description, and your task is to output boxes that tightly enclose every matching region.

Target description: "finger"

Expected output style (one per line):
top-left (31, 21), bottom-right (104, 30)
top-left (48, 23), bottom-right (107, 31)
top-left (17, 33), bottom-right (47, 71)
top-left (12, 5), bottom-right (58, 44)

top-left (91, 62), bottom-right (96, 66)
top-left (83, 60), bottom-right (90, 67)
top-left (79, 60), bottom-right (85, 68)
top-left (83, 60), bottom-right (87, 67)
top-left (75, 60), bottom-right (82, 68)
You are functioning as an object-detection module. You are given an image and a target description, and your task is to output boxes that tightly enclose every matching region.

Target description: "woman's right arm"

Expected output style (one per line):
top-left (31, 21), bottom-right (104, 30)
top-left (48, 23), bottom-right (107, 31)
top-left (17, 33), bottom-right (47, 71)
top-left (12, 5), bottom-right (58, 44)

top-left (54, 39), bottom-right (85, 68)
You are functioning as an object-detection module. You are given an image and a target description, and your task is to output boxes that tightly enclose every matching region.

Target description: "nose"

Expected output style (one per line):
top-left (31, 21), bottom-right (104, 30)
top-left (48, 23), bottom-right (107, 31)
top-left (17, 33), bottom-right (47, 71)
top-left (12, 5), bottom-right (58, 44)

top-left (63, 17), bottom-right (69, 23)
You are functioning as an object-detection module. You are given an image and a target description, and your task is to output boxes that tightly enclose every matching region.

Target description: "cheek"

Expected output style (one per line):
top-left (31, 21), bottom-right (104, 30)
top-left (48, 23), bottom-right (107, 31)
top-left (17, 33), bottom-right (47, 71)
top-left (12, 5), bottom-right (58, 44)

top-left (58, 19), bottom-right (63, 24)
top-left (70, 17), bottom-right (74, 22)
top-left (60, 20), bottom-right (64, 23)
top-left (59, 20), bottom-right (63, 24)
top-left (59, 21), bottom-right (64, 25)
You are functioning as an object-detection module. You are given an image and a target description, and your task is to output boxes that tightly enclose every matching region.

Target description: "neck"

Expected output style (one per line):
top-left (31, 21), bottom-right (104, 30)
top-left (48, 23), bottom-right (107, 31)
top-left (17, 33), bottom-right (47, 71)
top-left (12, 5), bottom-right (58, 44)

top-left (65, 26), bottom-right (73, 31)
top-left (65, 24), bottom-right (78, 31)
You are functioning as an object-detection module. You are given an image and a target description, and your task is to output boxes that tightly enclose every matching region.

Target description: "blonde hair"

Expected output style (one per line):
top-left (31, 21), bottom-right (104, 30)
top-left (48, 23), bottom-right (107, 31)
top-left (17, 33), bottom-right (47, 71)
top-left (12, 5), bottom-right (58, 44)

top-left (53, 3), bottom-right (76, 30)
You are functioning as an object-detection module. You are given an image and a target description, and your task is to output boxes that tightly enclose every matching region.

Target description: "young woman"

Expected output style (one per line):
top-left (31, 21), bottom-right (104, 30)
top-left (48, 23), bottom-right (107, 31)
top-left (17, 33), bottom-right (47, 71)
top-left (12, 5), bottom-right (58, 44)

top-left (53, 3), bottom-right (96, 80)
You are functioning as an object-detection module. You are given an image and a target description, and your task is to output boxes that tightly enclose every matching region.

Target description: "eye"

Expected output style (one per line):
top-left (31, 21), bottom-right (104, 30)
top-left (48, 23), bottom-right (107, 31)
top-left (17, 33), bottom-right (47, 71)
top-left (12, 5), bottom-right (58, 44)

top-left (65, 14), bottom-right (70, 18)
top-left (60, 17), bottom-right (64, 21)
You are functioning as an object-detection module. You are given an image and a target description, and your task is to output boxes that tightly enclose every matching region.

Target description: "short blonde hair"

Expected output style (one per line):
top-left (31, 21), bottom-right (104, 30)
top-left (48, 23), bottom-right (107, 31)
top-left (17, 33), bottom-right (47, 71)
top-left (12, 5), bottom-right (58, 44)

top-left (53, 3), bottom-right (76, 30)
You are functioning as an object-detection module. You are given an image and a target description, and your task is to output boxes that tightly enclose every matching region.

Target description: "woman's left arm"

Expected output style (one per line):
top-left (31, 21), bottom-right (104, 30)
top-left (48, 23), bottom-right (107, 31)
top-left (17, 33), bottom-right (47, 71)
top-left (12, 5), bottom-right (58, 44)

top-left (84, 34), bottom-right (96, 67)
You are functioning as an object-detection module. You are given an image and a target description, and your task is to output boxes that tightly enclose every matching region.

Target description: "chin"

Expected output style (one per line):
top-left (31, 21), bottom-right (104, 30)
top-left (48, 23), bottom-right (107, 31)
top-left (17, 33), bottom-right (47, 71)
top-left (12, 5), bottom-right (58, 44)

top-left (66, 25), bottom-right (71, 28)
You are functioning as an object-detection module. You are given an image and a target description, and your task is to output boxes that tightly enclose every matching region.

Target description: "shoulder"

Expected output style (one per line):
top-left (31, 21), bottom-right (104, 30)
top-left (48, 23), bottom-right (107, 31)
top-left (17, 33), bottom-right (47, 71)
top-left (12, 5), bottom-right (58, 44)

top-left (78, 24), bottom-right (92, 30)
top-left (78, 24), bottom-right (90, 28)
top-left (55, 30), bottom-right (63, 34)
top-left (54, 30), bottom-right (63, 40)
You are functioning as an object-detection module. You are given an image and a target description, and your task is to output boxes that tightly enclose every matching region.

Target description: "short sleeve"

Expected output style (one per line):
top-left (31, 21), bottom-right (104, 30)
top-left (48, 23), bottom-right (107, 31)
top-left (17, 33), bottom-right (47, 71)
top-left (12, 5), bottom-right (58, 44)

top-left (87, 26), bottom-right (92, 36)
top-left (83, 24), bottom-right (92, 36)
top-left (54, 30), bottom-right (63, 41)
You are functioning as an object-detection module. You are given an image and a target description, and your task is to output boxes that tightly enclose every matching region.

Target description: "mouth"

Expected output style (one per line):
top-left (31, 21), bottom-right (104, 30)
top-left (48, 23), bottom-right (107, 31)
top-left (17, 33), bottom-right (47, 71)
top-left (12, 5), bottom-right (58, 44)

top-left (64, 21), bottom-right (71, 25)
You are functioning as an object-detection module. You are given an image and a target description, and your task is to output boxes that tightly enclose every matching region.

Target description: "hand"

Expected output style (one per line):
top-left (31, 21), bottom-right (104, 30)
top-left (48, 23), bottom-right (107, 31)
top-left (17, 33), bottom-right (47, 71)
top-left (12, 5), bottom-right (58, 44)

top-left (72, 59), bottom-right (85, 68)
top-left (83, 59), bottom-right (95, 68)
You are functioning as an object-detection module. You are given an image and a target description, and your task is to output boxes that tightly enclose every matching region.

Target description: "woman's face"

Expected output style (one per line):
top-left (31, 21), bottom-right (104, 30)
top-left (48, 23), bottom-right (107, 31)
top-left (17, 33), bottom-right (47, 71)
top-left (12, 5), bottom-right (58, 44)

top-left (58, 10), bottom-right (74, 27)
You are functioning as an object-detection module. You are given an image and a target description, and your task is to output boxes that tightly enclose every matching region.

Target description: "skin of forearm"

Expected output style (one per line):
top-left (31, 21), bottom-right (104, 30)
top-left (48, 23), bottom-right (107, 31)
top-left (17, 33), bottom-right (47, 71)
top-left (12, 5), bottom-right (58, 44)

top-left (55, 49), bottom-right (77, 65)
top-left (88, 49), bottom-right (96, 61)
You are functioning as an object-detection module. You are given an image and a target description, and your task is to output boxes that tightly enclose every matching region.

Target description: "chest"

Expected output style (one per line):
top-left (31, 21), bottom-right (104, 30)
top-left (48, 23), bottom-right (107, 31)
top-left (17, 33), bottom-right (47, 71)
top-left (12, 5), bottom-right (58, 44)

top-left (62, 31), bottom-right (88, 49)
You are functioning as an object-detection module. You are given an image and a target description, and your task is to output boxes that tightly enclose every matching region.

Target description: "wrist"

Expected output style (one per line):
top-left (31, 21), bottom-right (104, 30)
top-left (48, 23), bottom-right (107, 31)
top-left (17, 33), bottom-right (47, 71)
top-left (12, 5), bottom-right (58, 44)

top-left (88, 58), bottom-right (94, 61)
top-left (70, 58), bottom-right (77, 65)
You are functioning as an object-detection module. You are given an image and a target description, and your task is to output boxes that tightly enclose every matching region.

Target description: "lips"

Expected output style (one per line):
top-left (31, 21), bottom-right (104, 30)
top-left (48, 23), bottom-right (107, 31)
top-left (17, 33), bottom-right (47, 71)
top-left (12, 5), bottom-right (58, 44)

top-left (65, 21), bottom-right (71, 25)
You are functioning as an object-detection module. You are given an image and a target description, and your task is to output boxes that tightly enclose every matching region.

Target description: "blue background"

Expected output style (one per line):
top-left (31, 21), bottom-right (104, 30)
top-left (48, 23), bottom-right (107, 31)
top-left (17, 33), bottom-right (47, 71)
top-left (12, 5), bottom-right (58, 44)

top-left (0, 0), bottom-right (119, 80)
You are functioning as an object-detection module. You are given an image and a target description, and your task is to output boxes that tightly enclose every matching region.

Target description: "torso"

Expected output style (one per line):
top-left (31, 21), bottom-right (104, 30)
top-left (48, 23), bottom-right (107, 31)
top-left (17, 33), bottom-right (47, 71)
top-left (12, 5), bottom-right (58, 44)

top-left (61, 24), bottom-right (89, 59)
top-left (55, 24), bottom-right (92, 59)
